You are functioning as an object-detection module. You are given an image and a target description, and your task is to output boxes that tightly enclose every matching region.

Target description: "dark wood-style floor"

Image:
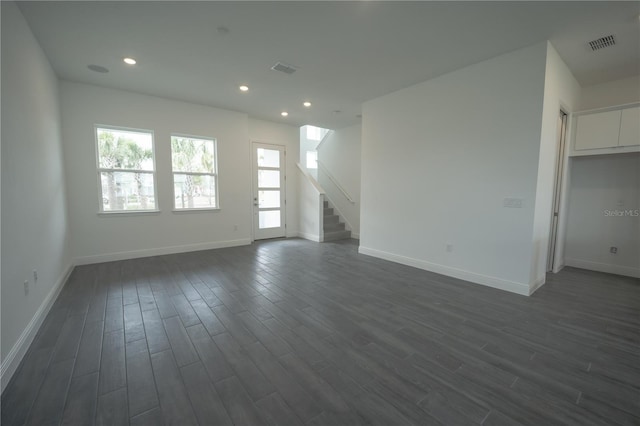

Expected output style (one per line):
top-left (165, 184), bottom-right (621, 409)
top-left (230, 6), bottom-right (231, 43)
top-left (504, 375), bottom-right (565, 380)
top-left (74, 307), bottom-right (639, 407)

top-left (2, 238), bottom-right (639, 426)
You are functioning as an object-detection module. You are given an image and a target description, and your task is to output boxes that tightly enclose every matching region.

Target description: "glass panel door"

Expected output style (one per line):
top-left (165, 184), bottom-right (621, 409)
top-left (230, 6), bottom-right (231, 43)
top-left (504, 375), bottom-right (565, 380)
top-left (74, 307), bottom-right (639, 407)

top-left (253, 143), bottom-right (286, 240)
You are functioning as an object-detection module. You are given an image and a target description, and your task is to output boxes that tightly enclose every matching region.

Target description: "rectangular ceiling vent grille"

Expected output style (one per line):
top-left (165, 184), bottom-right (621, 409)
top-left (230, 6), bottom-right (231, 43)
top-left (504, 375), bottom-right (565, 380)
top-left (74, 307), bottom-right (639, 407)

top-left (588, 35), bottom-right (616, 51)
top-left (271, 62), bottom-right (298, 74)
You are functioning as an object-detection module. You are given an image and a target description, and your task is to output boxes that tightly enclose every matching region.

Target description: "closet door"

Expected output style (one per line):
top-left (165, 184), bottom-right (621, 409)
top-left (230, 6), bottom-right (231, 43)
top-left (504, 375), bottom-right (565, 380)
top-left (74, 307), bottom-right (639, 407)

top-left (574, 110), bottom-right (621, 150)
top-left (618, 106), bottom-right (640, 147)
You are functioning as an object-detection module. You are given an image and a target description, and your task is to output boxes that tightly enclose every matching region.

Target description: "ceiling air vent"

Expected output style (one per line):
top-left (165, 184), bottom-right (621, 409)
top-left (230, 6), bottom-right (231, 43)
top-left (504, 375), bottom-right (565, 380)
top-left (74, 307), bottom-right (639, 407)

top-left (588, 35), bottom-right (616, 51)
top-left (271, 62), bottom-right (298, 75)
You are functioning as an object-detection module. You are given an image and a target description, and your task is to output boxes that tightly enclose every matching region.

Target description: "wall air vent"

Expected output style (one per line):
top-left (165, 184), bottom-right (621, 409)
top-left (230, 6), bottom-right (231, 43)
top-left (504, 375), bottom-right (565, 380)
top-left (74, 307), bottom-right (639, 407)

top-left (271, 62), bottom-right (298, 74)
top-left (588, 35), bottom-right (616, 51)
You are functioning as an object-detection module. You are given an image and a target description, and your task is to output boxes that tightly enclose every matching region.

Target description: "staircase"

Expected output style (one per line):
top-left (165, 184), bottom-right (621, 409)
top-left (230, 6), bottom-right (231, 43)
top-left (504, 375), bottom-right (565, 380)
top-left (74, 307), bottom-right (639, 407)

top-left (323, 200), bottom-right (351, 241)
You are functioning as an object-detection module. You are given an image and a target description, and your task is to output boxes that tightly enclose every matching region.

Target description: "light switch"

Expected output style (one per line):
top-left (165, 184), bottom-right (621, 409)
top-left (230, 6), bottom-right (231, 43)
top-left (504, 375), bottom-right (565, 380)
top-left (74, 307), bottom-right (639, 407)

top-left (503, 198), bottom-right (524, 208)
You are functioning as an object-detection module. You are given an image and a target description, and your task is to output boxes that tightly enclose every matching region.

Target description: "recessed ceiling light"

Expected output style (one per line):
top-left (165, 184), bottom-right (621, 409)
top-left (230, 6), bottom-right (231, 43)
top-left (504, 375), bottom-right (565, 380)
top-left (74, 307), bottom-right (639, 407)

top-left (239, 85), bottom-right (249, 92)
top-left (88, 64), bottom-right (109, 73)
top-left (281, 111), bottom-right (289, 117)
top-left (303, 101), bottom-right (312, 107)
top-left (123, 57), bottom-right (137, 65)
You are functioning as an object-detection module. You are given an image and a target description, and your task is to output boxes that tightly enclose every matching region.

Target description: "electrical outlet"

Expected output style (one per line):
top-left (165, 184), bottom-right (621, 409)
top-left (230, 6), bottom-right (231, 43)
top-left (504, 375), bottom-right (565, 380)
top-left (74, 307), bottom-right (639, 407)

top-left (610, 246), bottom-right (618, 254)
top-left (446, 243), bottom-right (454, 253)
top-left (233, 225), bottom-right (238, 231)
top-left (33, 270), bottom-right (38, 283)
top-left (24, 280), bottom-right (29, 294)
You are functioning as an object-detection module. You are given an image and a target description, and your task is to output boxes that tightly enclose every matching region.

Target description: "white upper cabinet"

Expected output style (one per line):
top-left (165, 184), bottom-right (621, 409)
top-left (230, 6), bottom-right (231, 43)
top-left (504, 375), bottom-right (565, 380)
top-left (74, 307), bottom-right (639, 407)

top-left (571, 104), bottom-right (640, 156)
top-left (574, 110), bottom-right (621, 150)
top-left (618, 106), bottom-right (640, 148)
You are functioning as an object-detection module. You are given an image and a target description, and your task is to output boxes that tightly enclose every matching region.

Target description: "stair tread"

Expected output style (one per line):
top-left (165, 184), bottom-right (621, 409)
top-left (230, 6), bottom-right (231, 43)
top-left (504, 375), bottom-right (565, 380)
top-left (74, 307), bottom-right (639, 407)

top-left (323, 222), bottom-right (345, 231)
top-left (322, 200), bottom-right (349, 241)
top-left (324, 215), bottom-right (339, 223)
top-left (323, 230), bottom-right (351, 242)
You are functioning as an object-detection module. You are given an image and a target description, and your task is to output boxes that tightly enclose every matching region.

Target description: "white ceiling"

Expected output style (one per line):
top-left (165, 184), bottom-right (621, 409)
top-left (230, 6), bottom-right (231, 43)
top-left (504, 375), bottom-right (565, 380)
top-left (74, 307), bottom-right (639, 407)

top-left (17, 1), bottom-right (640, 129)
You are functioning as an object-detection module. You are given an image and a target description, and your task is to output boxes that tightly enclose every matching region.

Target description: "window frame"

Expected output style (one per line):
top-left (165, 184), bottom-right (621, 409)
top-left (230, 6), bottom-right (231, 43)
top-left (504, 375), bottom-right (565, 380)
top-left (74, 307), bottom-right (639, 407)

top-left (170, 133), bottom-right (220, 212)
top-left (94, 124), bottom-right (159, 214)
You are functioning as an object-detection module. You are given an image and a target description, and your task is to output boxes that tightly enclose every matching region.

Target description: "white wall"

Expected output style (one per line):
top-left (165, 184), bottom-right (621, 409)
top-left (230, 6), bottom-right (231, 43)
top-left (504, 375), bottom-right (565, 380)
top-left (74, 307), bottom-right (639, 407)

top-left (61, 82), bottom-right (252, 263)
top-left (529, 42), bottom-right (581, 288)
top-left (580, 75), bottom-right (640, 111)
top-left (1, 1), bottom-right (71, 385)
top-left (248, 118), bottom-right (300, 238)
top-left (565, 153), bottom-right (640, 277)
top-left (317, 124), bottom-right (361, 237)
top-left (297, 166), bottom-right (324, 242)
top-left (360, 42), bottom-right (549, 295)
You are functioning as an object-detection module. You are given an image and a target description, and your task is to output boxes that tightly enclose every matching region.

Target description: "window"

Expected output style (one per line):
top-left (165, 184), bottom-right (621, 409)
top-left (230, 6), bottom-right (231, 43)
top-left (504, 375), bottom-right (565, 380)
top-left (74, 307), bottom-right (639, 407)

top-left (306, 151), bottom-right (318, 169)
top-left (305, 125), bottom-right (329, 141)
top-left (96, 126), bottom-right (157, 212)
top-left (171, 135), bottom-right (218, 210)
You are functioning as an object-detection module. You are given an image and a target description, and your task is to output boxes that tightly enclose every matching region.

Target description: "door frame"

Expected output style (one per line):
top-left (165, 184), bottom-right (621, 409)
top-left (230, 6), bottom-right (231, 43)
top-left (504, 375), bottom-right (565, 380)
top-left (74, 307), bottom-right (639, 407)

top-left (547, 109), bottom-right (568, 272)
top-left (251, 141), bottom-right (287, 241)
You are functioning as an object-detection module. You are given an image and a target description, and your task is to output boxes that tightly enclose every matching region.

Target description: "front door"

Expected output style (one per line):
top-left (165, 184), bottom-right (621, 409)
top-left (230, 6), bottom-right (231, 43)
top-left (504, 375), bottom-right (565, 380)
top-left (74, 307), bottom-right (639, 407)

top-left (252, 142), bottom-right (286, 240)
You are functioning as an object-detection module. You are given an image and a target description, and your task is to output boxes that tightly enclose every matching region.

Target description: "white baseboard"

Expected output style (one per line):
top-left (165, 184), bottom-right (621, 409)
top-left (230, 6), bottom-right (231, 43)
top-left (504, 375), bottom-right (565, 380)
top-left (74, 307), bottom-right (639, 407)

top-left (74, 238), bottom-right (251, 265)
top-left (358, 246), bottom-right (530, 296)
top-left (565, 258), bottom-right (640, 278)
top-left (529, 276), bottom-right (546, 295)
top-left (298, 232), bottom-right (321, 242)
top-left (552, 261), bottom-right (565, 274)
top-left (1, 262), bottom-right (74, 393)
